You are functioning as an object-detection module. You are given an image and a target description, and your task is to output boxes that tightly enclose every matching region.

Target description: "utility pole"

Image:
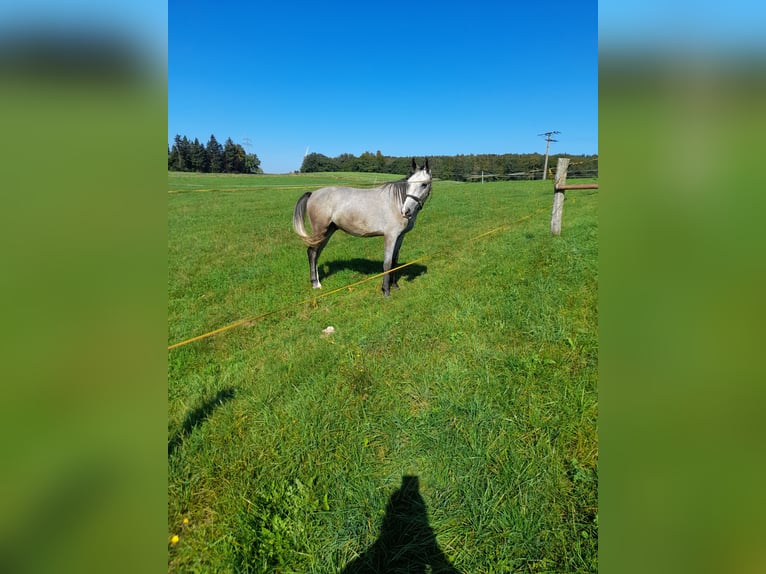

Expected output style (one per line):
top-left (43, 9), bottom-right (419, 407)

top-left (538, 131), bottom-right (560, 180)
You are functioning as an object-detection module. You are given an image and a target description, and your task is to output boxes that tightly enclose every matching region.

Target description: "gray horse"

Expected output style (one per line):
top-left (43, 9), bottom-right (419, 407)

top-left (292, 158), bottom-right (432, 296)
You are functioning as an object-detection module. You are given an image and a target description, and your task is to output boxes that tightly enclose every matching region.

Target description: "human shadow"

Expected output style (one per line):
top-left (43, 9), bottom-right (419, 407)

top-left (342, 475), bottom-right (461, 574)
top-left (322, 258), bottom-right (427, 284)
top-left (168, 387), bottom-right (235, 456)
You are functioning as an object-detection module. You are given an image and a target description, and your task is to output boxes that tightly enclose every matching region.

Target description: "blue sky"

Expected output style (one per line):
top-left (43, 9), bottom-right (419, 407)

top-left (169, 0), bottom-right (597, 174)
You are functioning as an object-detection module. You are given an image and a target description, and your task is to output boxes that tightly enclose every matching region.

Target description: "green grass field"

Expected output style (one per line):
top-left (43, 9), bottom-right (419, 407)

top-left (168, 172), bottom-right (598, 572)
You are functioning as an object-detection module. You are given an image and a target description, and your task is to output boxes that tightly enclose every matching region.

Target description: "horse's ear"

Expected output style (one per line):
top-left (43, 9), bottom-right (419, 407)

top-left (424, 157), bottom-right (430, 172)
top-left (411, 157), bottom-right (417, 172)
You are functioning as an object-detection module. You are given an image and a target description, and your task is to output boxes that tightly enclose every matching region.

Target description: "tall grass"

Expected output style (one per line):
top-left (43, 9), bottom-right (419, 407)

top-left (168, 172), bottom-right (598, 572)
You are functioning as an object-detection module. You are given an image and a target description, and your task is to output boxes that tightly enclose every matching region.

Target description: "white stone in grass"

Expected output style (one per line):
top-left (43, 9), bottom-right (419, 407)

top-left (321, 326), bottom-right (335, 337)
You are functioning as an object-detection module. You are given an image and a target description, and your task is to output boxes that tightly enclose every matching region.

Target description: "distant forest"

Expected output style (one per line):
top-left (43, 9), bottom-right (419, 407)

top-left (300, 151), bottom-right (598, 181)
top-left (168, 134), bottom-right (261, 174)
top-left (168, 134), bottom-right (597, 180)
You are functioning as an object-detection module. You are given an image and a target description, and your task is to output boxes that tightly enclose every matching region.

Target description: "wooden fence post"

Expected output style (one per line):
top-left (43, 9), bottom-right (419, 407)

top-left (550, 158), bottom-right (569, 236)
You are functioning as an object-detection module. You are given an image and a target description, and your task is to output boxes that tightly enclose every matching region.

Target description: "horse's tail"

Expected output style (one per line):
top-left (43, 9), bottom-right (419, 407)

top-left (292, 192), bottom-right (316, 246)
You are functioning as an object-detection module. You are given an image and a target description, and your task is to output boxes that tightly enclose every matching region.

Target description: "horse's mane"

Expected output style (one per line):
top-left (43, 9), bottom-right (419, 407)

top-left (380, 178), bottom-right (409, 204)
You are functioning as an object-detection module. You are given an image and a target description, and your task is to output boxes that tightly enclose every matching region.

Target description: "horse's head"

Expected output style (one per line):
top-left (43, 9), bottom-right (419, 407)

top-left (402, 158), bottom-right (432, 219)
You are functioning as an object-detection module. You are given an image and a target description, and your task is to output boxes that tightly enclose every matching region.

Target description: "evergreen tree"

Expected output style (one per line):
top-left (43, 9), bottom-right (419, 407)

top-left (168, 141), bottom-right (179, 171)
top-left (189, 138), bottom-right (208, 172)
top-left (171, 134), bottom-right (190, 171)
top-left (169, 133), bottom-right (266, 174)
top-left (223, 138), bottom-right (246, 173)
top-left (206, 134), bottom-right (223, 173)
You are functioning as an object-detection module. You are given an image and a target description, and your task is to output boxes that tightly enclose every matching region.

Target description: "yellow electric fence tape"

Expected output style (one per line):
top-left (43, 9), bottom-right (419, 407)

top-left (168, 206), bottom-right (547, 351)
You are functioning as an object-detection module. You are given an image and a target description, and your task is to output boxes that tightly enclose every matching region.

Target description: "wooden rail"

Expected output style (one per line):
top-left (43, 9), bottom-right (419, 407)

top-left (556, 183), bottom-right (599, 191)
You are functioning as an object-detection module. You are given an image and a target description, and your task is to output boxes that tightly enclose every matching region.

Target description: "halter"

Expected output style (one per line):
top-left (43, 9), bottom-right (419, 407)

top-left (405, 193), bottom-right (427, 210)
top-left (404, 177), bottom-right (431, 210)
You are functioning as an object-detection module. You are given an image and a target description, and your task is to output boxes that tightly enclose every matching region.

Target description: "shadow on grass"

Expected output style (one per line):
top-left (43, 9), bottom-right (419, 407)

top-left (168, 388), bottom-right (235, 457)
top-left (342, 475), bottom-right (461, 574)
top-left (322, 258), bottom-right (427, 284)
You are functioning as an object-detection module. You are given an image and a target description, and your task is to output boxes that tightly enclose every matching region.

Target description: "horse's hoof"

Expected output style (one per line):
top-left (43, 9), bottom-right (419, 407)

top-left (312, 283), bottom-right (322, 289)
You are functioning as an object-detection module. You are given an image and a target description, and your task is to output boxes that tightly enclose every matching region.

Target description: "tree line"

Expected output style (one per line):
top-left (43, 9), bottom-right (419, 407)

top-left (300, 151), bottom-right (598, 181)
top-left (168, 134), bottom-right (261, 174)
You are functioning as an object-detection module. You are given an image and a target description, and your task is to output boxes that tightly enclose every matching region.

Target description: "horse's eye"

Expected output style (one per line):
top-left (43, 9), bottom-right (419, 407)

top-left (421, 183), bottom-right (428, 188)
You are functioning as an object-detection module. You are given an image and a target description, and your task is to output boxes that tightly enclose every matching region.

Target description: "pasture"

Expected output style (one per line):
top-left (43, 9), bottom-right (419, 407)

top-left (168, 171), bottom-right (598, 572)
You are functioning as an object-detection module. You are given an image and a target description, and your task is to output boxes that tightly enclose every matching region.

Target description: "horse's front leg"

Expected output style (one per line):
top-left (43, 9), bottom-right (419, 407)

top-left (381, 234), bottom-right (398, 296)
top-left (390, 233), bottom-right (406, 290)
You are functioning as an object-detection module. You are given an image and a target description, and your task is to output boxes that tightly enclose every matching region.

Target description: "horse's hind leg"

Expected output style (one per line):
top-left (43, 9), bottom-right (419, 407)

top-left (308, 224), bottom-right (336, 289)
top-left (308, 245), bottom-right (321, 289)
